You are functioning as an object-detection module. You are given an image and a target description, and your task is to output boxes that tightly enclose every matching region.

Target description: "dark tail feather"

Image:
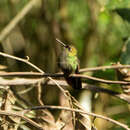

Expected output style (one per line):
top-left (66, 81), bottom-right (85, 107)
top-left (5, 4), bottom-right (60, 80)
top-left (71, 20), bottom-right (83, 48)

top-left (65, 76), bottom-right (82, 89)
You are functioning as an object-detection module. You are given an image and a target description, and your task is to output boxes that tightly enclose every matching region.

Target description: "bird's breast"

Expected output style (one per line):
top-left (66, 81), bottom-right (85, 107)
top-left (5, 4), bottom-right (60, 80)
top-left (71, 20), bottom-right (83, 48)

top-left (58, 54), bottom-right (78, 75)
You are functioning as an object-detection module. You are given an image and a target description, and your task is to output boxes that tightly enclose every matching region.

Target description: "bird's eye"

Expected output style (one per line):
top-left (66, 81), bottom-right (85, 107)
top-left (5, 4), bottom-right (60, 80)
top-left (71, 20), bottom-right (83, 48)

top-left (68, 47), bottom-right (72, 52)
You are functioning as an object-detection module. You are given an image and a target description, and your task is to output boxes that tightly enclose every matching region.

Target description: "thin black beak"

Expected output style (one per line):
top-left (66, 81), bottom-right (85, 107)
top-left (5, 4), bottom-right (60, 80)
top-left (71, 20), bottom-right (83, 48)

top-left (56, 38), bottom-right (68, 48)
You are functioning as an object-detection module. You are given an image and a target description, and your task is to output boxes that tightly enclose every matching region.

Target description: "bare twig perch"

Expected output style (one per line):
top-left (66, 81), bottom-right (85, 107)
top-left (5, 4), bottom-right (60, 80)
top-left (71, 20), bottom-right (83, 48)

top-left (0, 51), bottom-right (68, 97)
top-left (27, 105), bottom-right (130, 130)
top-left (0, 52), bottom-right (43, 73)
top-left (0, 77), bottom-right (129, 103)
top-left (80, 64), bottom-right (130, 72)
top-left (0, 71), bottom-right (130, 85)
top-left (72, 74), bottom-right (130, 85)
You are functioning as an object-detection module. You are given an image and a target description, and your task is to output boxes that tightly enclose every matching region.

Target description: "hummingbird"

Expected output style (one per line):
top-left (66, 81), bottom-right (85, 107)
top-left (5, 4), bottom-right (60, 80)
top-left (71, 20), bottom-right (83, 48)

top-left (56, 38), bottom-right (82, 89)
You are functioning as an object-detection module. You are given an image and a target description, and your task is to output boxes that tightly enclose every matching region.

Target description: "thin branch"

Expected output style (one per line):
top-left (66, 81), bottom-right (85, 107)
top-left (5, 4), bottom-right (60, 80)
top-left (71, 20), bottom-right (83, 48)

top-left (0, 77), bottom-right (129, 103)
top-left (0, 51), bottom-right (68, 98)
top-left (0, 0), bottom-right (37, 42)
top-left (27, 105), bottom-right (130, 130)
top-left (80, 64), bottom-right (130, 73)
top-left (72, 74), bottom-right (130, 85)
top-left (0, 72), bottom-right (119, 96)
top-left (1, 64), bottom-right (129, 75)
top-left (2, 64), bottom-right (130, 75)
top-left (0, 77), bottom-right (43, 86)
top-left (0, 52), bottom-right (43, 73)
top-left (0, 72), bottom-right (62, 77)
top-left (0, 51), bottom-right (129, 102)
top-left (0, 110), bottom-right (43, 129)
top-left (0, 71), bottom-right (130, 85)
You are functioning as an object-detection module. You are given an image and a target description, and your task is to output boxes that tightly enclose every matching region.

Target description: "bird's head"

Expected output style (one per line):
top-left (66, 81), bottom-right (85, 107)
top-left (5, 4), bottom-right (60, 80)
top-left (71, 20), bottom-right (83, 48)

top-left (67, 45), bottom-right (77, 56)
top-left (56, 38), bottom-right (77, 56)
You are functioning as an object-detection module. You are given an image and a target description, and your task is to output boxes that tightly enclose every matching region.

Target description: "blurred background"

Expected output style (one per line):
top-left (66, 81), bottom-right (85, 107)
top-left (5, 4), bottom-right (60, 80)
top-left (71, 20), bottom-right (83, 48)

top-left (0, 0), bottom-right (130, 130)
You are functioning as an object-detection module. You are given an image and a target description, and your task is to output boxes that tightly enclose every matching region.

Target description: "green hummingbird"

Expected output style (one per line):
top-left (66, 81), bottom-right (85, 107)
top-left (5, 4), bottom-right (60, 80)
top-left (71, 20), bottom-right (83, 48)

top-left (56, 38), bottom-right (82, 89)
